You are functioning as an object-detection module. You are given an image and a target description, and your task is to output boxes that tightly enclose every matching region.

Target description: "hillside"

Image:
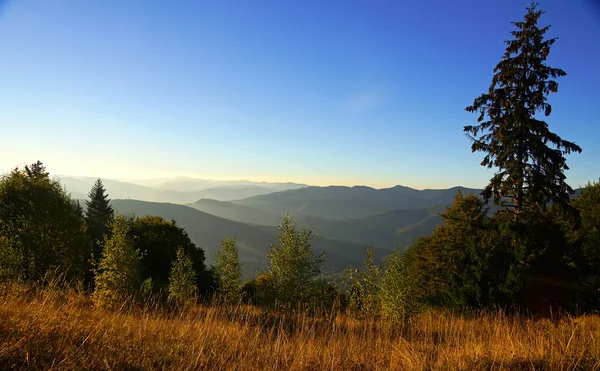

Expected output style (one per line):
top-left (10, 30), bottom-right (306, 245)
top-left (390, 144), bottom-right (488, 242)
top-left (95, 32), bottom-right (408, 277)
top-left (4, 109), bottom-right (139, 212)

top-left (110, 200), bottom-right (382, 277)
top-left (194, 185), bottom-right (301, 202)
top-left (192, 198), bottom-right (445, 249)
top-left (233, 185), bottom-right (482, 219)
top-left (191, 199), bottom-right (282, 226)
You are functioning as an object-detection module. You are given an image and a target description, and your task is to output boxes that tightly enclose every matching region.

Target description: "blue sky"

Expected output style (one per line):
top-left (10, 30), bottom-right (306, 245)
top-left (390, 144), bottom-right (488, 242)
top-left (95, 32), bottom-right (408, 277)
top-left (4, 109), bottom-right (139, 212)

top-left (0, 0), bottom-right (598, 189)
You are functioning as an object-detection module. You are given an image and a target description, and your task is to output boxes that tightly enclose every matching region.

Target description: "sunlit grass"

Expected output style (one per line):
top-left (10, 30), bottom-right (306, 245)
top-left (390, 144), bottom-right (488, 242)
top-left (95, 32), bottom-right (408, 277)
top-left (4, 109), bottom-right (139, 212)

top-left (1, 282), bottom-right (599, 370)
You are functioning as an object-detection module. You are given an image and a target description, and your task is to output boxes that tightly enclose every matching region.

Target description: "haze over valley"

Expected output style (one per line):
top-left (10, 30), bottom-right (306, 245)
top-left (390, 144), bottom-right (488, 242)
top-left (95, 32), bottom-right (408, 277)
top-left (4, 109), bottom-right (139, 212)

top-left (59, 175), bottom-right (483, 276)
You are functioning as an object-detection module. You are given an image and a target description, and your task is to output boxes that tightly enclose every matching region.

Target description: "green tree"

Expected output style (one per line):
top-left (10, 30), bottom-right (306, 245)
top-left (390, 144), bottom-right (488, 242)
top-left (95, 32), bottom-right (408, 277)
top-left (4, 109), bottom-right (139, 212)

top-left (344, 246), bottom-right (381, 318)
top-left (379, 250), bottom-right (421, 323)
top-left (264, 215), bottom-right (325, 305)
top-left (85, 179), bottom-right (114, 258)
top-left (404, 191), bottom-right (512, 310)
top-left (571, 181), bottom-right (600, 308)
top-left (0, 161), bottom-right (90, 282)
top-left (168, 247), bottom-right (198, 307)
top-left (132, 215), bottom-right (210, 294)
top-left (0, 235), bottom-right (21, 282)
top-left (93, 214), bottom-right (143, 308)
top-left (214, 237), bottom-right (242, 302)
top-left (464, 2), bottom-right (581, 220)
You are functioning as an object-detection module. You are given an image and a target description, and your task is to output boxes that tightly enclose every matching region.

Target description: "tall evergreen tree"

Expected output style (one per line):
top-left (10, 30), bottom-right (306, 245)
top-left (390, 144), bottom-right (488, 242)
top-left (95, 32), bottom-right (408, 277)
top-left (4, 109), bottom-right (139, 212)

top-left (464, 2), bottom-right (581, 220)
top-left (85, 179), bottom-right (114, 257)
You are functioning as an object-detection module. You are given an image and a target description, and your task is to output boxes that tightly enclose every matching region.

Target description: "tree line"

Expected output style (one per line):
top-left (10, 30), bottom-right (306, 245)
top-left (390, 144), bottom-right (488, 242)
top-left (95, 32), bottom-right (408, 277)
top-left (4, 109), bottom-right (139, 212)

top-left (0, 3), bottom-right (598, 316)
top-left (0, 162), bottom-right (333, 309)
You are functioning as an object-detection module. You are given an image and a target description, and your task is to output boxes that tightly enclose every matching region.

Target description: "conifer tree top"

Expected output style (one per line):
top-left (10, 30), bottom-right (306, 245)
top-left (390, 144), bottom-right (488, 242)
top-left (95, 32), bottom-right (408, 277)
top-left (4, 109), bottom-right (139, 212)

top-left (85, 178), bottom-right (114, 221)
top-left (464, 2), bottom-right (581, 219)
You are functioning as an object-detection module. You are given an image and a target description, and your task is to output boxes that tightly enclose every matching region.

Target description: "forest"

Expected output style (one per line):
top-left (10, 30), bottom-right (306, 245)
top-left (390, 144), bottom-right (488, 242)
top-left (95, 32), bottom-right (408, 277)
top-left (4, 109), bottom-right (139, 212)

top-left (1, 4), bottom-right (599, 370)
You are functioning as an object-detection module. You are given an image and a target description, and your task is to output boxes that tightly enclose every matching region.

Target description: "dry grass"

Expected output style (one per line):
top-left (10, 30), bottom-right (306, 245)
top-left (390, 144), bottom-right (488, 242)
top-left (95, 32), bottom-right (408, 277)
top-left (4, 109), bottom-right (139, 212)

top-left (1, 283), bottom-right (599, 370)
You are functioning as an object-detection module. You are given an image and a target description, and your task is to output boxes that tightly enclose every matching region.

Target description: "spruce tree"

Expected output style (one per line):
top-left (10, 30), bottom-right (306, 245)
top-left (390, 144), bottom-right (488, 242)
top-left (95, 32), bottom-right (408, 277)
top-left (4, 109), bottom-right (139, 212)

top-left (464, 2), bottom-right (581, 220)
top-left (85, 179), bottom-right (114, 257)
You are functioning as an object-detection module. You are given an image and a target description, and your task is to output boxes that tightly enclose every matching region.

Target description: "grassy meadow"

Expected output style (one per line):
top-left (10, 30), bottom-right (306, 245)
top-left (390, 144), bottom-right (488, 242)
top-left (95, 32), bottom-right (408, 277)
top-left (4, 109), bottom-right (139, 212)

top-left (1, 282), bottom-right (599, 370)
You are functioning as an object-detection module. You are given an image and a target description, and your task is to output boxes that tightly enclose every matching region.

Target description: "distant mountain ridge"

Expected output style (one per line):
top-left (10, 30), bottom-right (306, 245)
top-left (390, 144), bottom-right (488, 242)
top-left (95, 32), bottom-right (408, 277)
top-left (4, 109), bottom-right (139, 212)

top-left (189, 185), bottom-right (484, 251)
top-left (58, 176), bottom-right (306, 204)
top-left (109, 199), bottom-right (384, 277)
top-left (232, 185), bottom-right (483, 219)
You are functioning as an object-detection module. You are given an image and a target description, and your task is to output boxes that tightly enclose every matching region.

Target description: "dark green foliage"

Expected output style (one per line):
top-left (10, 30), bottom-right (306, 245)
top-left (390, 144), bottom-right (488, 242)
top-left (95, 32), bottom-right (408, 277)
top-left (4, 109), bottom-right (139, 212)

top-left (241, 278), bottom-right (259, 304)
top-left (404, 190), bottom-right (596, 313)
top-left (570, 181), bottom-right (600, 308)
top-left (464, 2), bottom-right (581, 219)
top-left (486, 208), bottom-right (582, 312)
top-left (0, 161), bottom-right (91, 282)
top-left (404, 191), bottom-right (512, 310)
top-left (131, 215), bottom-right (211, 294)
top-left (85, 179), bottom-right (114, 258)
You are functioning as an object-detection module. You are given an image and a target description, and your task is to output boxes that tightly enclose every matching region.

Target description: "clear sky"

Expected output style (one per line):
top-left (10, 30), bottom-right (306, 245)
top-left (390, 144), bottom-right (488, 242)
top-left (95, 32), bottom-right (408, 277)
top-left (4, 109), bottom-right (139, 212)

top-left (0, 0), bottom-right (598, 189)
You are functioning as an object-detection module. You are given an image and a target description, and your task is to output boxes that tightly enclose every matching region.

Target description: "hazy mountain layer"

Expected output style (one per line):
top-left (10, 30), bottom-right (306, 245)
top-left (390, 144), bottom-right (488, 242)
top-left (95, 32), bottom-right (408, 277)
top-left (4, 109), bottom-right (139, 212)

top-left (232, 185), bottom-right (482, 219)
top-left (59, 176), bottom-right (306, 205)
top-left (110, 199), bottom-right (384, 277)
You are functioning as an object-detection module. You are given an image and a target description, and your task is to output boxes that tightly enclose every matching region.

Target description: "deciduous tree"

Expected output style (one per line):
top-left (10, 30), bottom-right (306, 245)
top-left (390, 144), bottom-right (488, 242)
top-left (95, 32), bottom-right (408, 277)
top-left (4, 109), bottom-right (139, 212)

top-left (93, 214), bottom-right (142, 308)
top-left (0, 161), bottom-right (90, 282)
top-left (264, 215), bottom-right (325, 304)
top-left (168, 247), bottom-right (198, 308)
top-left (214, 237), bottom-right (242, 302)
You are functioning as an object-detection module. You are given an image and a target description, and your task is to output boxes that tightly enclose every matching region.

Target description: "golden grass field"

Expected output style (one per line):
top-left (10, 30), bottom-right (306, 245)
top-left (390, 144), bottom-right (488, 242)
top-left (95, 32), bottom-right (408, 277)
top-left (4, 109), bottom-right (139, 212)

top-left (1, 283), bottom-right (599, 370)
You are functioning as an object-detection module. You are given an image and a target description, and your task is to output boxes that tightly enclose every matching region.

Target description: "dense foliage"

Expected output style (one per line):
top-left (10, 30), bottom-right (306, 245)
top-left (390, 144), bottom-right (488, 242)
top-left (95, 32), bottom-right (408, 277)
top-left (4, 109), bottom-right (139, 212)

top-left (132, 215), bottom-right (210, 293)
top-left (0, 162), bottom-right (90, 282)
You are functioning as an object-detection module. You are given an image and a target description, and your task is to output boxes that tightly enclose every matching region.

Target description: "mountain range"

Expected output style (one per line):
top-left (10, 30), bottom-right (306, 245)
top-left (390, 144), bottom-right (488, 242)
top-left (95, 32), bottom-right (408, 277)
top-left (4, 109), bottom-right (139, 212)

top-left (62, 176), bottom-right (488, 277)
top-left (109, 199), bottom-right (385, 277)
top-left (60, 176), bottom-right (306, 204)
